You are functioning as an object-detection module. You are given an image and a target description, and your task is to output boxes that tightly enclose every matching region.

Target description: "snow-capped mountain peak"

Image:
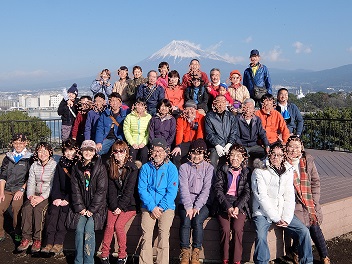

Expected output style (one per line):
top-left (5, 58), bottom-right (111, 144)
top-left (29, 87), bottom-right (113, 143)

top-left (149, 40), bottom-right (233, 64)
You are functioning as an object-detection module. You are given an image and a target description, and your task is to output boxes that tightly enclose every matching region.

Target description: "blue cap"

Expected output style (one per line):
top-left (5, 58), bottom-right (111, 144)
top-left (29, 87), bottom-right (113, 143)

top-left (250, 49), bottom-right (260, 57)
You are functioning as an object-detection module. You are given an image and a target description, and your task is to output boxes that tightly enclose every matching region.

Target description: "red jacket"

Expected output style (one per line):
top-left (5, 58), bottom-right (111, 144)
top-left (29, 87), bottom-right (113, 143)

top-left (175, 112), bottom-right (205, 145)
top-left (181, 71), bottom-right (209, 89)
top-left (71, 112), bottom-right (87, 139)
top-left (255, 109), bottom-right (290, 144)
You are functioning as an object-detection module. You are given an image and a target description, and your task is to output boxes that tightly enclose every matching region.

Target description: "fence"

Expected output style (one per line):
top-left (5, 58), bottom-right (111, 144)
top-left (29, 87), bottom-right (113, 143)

top-left (1, 117), bottom-right (352, 154)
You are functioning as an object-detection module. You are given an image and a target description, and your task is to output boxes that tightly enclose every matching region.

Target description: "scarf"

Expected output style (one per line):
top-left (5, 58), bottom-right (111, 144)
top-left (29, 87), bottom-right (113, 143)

top-left (292, 157), bottom-right (317, 224)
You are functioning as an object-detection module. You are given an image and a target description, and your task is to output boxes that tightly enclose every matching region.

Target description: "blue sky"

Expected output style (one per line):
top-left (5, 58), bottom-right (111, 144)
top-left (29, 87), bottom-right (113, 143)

top-left (1, 0), bottom-right (351, 87)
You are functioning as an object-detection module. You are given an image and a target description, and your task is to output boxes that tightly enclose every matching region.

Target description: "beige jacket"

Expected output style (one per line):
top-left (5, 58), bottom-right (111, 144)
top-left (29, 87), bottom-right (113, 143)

top-left (228, 85), bottom-right (250, 103)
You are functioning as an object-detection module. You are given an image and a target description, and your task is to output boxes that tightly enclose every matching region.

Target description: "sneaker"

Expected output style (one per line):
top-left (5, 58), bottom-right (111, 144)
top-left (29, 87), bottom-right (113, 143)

top-left (17, 239), bottom-right (33, 251)
top-left (31, 240), bottom-right (41, 252)
top-left (50, 244), bottom-right (63, 254)
top-left (117, 257), bottom-right (127, 264)
top-left (0, 236), bottom-right (5, 242)
top-left (100, 257), bottom-right (110, 264)
top-left (41, 244), bottom-right (53, 253)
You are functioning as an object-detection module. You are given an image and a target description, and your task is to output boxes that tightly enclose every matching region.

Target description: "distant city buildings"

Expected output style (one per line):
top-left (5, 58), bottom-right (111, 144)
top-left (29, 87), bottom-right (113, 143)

top-left (15, 93), bottom-right (63, 110)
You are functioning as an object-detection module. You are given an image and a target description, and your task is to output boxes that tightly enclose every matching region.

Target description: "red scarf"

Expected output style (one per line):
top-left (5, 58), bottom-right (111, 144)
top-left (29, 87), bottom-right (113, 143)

top-left (292, 157), bottom-right (317, 224)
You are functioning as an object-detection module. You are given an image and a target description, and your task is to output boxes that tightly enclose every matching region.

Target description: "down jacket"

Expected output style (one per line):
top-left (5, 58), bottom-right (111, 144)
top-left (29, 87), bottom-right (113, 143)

top-left (67, 157), bottom-right (108, 230)
top-left (251, 161), bottom-right (295, 224)
top-left (214, 164), bottom-right (251, 217)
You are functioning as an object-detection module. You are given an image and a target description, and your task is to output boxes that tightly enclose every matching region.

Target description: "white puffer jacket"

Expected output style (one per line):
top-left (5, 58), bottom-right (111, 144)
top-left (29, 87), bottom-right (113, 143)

top-left (251, 160), bottom-right (295, 224)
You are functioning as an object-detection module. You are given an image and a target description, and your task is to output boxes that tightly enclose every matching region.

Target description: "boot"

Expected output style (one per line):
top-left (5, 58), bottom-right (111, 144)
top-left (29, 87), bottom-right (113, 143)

top-left (180, 248), bottom-right (190, 264)
top-left (191, 248), bottom-right (200, 264)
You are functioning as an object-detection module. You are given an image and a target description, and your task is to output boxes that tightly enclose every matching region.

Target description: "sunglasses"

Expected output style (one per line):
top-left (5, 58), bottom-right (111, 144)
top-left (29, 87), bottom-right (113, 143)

top-left (112, 149), bottom-right (127, 154)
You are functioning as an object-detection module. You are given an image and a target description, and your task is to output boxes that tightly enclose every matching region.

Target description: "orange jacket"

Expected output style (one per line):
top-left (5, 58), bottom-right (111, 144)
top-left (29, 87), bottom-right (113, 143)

top-left (175, 112), bottom-right (205, 145)
top-left (255, 109), bottom-right (290, 144)
top-left (165, 85), bottom-right (184, 110)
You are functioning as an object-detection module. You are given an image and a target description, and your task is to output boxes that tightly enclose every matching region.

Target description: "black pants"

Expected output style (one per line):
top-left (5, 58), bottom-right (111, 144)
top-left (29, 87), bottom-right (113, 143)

top-left (129, 145), bottom-right (149, 164)
top-left (172, 142), bottom-right (191, 169)
top-left (44, 204), bottom-right (68, 245)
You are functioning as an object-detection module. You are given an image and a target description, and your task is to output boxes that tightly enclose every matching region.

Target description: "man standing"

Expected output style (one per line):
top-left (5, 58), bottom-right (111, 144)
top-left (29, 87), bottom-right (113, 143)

top-left (136, 70), bottom-right (165, 116)
top-left (138, 138), bottom-right (178, 264)
top-left (236, 98), bottom-right (270, 160)
top-left (181, 59), bottom-right (209, 89)
top-left (255, 94), bottom-right (290, 145)
top-left (205, 95), bottom-right (237, 167)
top-left (243, 49), bottom-right (271, 105)
top-left (95, 92), bottom-right (128, 155)
top-left (276, 88), bottom-right (304, 137)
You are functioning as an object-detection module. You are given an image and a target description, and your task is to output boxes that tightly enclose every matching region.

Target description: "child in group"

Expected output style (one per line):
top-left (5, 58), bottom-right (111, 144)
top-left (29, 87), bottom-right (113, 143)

top-left (58, 83), bottom-right (79, 141)
top-left (17, 142), bottom-right (57, 252)
top-left (208, 82), bottom-right (234, 106)
top-left (100, 140), bottom-right (139, 264)
top-left (41, 139), bottom-right (78, 254)
top-left (0, 133), bottom-right (32, 243)
top-left (66, 140), bottom-right (107, 264)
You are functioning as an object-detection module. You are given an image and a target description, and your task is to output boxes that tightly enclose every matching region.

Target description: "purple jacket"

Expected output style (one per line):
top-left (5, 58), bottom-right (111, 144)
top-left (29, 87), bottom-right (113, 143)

top-left (148, 114), bottom-right (176, 147)
top-left (178, 161), bottom-right (214, 210)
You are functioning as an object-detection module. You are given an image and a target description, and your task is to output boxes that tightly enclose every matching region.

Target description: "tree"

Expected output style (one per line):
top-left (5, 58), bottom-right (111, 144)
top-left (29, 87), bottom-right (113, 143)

top-left (0, 111), bottom-right (51, 151)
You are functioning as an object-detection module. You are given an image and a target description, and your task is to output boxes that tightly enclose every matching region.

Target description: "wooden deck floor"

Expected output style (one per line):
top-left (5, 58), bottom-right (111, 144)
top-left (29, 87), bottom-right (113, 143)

top-left (307, 149), bottom-right (352, 204)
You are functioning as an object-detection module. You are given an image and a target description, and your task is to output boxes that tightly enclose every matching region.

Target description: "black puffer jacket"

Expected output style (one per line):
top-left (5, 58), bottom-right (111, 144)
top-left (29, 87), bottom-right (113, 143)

top-left (107, 161), bottom-right (139, 212)
top-left (213, 163), bottom-right (251, 218)
top-left (66, 156), bottom-right (107, 230)
top-left (57, 98), bottom-right (79, 126)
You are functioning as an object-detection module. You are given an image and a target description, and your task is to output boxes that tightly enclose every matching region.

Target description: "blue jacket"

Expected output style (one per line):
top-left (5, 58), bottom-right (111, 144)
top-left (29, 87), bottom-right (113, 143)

top-left (243, 63), bottom-right (272, 97)
top-left (95, 107), bottom-right (128, 144)
top-left (276, 102), bottom-right (304, 136)
top-left (84, 109), bottom-right (102, 140)
top-left (235, 115), bottom-right (270, 147)
top-left (136, 84), bottom-right (165, 116)
top-left (138, 160), bottom-right (178, 212)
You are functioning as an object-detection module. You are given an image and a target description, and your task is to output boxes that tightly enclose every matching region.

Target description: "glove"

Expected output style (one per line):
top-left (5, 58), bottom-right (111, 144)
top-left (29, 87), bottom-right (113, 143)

top-left (224, 143), bottom-right (232, 155)
top-left (215, 145), bottom-right (225, 157)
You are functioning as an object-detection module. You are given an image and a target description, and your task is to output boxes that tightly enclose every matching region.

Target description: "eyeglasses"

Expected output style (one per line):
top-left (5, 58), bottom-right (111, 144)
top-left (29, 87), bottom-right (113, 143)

top-left (82, 148), bottom-right (95, 152)
top-left (271, 153), bottom-right (284, 157)
top-left (112, 149), bottom-right (126, 154)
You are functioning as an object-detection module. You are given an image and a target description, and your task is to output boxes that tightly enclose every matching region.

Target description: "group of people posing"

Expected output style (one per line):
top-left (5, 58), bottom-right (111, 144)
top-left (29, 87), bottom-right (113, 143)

top-left (0, 49), bottom-right (330, 264)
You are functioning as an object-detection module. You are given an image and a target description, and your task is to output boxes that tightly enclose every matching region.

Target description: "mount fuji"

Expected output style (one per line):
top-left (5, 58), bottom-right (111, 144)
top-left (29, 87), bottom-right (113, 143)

top-left (135, 40), bottom-right (246, 78)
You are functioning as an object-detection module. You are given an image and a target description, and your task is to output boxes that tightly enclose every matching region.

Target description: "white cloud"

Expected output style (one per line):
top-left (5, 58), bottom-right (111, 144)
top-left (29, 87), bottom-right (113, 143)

top-left (222, 54), bottom-right (245, 64)
top-left (0, 70), bottom-right (48, 80)
top-left (244, 36), bottom-right (252, 43)
top-left (347, 46), bottom-right (352, 53)
top-left (293, 41), bottom-right (312, 54)
top-left (263, 46), bottom-right (287, 62)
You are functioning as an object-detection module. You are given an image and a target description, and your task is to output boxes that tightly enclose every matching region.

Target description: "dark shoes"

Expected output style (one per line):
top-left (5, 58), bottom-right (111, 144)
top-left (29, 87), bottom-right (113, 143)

top-left (117, 257), bottom-right (127, 264)
top-left (0, 236), bottom-right (5, 242)
top-left (100, 257), bottom-right (110, 264)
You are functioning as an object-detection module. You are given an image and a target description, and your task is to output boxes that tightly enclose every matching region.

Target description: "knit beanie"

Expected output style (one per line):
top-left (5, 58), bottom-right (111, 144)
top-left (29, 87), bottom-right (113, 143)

top-left (184, 100), bottom-right (197, 109)
top-left (190, 139), bottom-right (207, 153)
top-left (68, 83), bottom-right (78, 96)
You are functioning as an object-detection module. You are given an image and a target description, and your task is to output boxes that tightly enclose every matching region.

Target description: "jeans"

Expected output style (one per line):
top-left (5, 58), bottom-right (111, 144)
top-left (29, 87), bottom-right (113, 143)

top-left (178, 204), bottom-right (209, 249)
top-left (98, 138), bottom-right (115, 155)
top-left (75, 215), bottom-right (95, 264)
top-left (253, 215), bottom-right (313, 264)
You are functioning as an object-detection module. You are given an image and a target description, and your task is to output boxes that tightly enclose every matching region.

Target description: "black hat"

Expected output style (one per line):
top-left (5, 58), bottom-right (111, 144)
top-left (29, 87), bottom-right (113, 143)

top-left (151, 138), bottom-right (168, 150)
top-left (250, 49), bottom-right (260, 57)
top-left (119, 66), bottom-right (128, 71)
top-left (190, 139), bottom-right (207, 153)
top-left (67, 83), bottom-right (78, 96)
top-left (12, 133), bottom-right (27, 142)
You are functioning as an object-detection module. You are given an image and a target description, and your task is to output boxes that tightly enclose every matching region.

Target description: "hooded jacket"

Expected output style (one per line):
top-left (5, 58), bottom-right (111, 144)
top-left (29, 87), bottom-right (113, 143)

top-left (251, 160), bottom-right (295, 224)
top-left (0, 149), bottom-right (33, 192)
top-left (138, 160), bottom-right (178, 212)
top-left (148, 114), bottom-right (176, 147)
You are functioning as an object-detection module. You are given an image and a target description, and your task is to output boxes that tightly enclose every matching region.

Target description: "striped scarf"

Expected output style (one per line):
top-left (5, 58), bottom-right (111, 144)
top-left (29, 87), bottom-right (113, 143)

top-left (292, 157), bottom-right (317, 224)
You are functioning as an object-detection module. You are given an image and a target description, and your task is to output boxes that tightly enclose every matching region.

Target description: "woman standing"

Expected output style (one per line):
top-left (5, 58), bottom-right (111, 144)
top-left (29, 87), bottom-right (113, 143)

top-left (251, 143), bottom-right (313, 264)
top-left (286, 136), bottom-right (330, 264)
top-left (66, 140), bottom-right (107, 264)
top-left (164, 70), bottom-right (184, 116)
top-left (123, 98), bottom-right (152, 164)
top-left (214, 144), bottom-right (251, 264)
top-left (227, 70), bottom-right (250, 112)
top-left (178, 139), bottom-right (213, 264)
top-left (100, 140), bottom-right (139, 264)
top-left (113, 66), bottom-right (130, 106)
